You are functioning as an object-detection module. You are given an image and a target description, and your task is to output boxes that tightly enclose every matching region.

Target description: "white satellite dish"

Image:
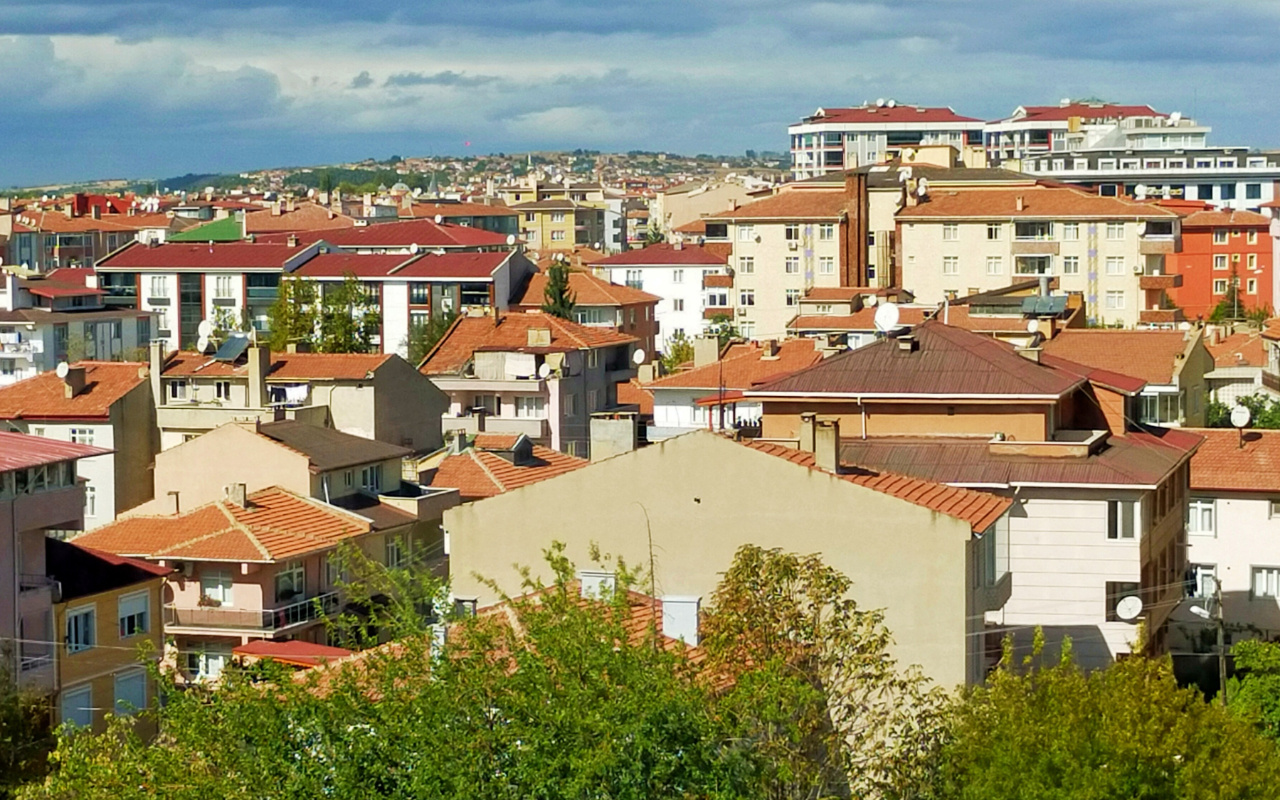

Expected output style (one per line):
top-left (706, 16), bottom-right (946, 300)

top-left (1134, 184), bottom-right (1148, 200)
top-left (197, 319), bottom-right (214, 338)
top-left (1178, 321), bottom-right (1192, 331)
top-left (196, 335), bottom-right (210, 354)
top-left (632, 348), bottom-right (646, 365)
top-left (873, 302), bottom-right (900, 333)
top-left (409, 243), bottom-right (420, 254)
top-left (1026, 319), bottom-right (1040, 335)
top-left (434, 214), bottom-right (444, 224)
top-left (875, 98), bottom-right (886, 107)
top-left (1231, 404), bottom-right (1252, 430)
top-left (55, 362), bottom-right (70, 379)
top-left (916, 177), bottom-right (929, 198)
top-left (1115, 595), bottom-right (1143, 621)
top-left (537, 363), bottom-right (552, 379)
top-left (866, 294), bottom-right (878, 307)
top-left (506, 234), bottom-right (516, 245)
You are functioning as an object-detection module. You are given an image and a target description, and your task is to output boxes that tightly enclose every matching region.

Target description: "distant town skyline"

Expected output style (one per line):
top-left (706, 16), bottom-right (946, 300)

top-left (1, 0), bottom-right (1278, 186)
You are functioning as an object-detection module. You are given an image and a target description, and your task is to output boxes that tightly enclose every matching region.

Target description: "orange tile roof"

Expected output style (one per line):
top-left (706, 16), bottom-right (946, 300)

top-left (429, 445), bottom-right (587, 501)
top-left (1042, 329), bottom-right (1192, 385)
top-left (594, 243), bottom-right (727, 266)
top-left (162, 351), bottom-right (392, 380)
top-left (420, 312), bottom-right (637, 375)
top-left (705, 188), bottom-right (848, 221)
top-left (616, 378), bottom-right (654, 415)
top-left (0, 362), bottom-right (148, 420)
top-left (1206, 331), bottom-right (1267, 368)
top-left (407, 202), bottom-right (517, 218)
top-left (233, 639), bottom-right (353, 667)
top-left (244, 203), bottom-right (356, 234)
top-left (472, 432), bottom-right (522, 450)
top-left (648, 340), bottom-right (822, 391)
top-left (702, 274), bottom-right (733, 288)
top-left (512, 270), bottom-right (660, 308)
top-left (1263, 319), bottom-right (1280, 342)
top-left (1168, 207), bottom-right (1272, 228)
top-left (897, 185), bottom-right (1179, 220)
top-left (740, 439), bottom-right (1011, 533)
top-left (13, 210), bottom-right (172, 233)
top-left (74, 487), bottom-right (374, 563)
top-left (674, 219), bottom-right (707, 234)
top-left (1189, 428), bottom-right (1280, 493)
top-left (789, 306), bottom-right (932, 332)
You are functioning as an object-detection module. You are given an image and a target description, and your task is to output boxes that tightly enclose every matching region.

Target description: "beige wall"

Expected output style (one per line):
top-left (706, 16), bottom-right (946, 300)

top-left (724, 217), bottom-right (845, 339)
top-left (761, 400), bottom-right (1052, 442)
top-left (110, 378), bottom-right (160, 516)
top-left (446, 431), bottom-right (984, 688)
top-left (370, 357), bottom-right (448, 453)
top-left (656, 183), bottom-right (759, 236)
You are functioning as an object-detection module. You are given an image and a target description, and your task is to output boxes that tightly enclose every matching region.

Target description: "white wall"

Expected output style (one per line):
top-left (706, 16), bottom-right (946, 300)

top-left (650, 389), bottom-right (762, 440)
top-left (382, 282), bottom-right (410, 359)
top-left (139, 271), bottom-right (180, 346)
top-left (18, 422), bottom-right (116, 528)
top-left (602, 265), bottom-right (713, 354)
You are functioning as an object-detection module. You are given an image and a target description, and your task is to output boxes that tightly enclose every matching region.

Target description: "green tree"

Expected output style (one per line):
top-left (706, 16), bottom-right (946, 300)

top-left (317, 275), bottom-right (381, 354)
top-left (925, 633), bottom-right (1280, 799)
top-left (265, 276), bottom-right (318, 352)
top-left (316, 170), bottom-right (334, 194)
top-left (644, 225), bottom-right (665, 246)
top-left (660, 330), bottom-right (695, 373)
top-left (706, 313), bottom-right (739, 349)
top-left (539, 262), bottom-right (577, 320)
top-left (1206, 393), bottom-right (1280, 429)
top-left (1210, 268), bottom-right (1246, 322)
top-left (403, 311), bottom-right (459, 368)
top-left (0, 664), bottom-right (54, 798)
top-left (1228, 639), bottom-right (1280, 741)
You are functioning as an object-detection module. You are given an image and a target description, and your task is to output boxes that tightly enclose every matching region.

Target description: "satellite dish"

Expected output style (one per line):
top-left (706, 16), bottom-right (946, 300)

top-left (873, 302), bottom-right (900, 333)
top-left (1115, 595), bottom-right (1143, 621)
top-left (537, 363), bottom-right (552, 379)
top-left (506, 234), bottom-right (516, 245)
top-left (866, 294), bottom-right (878, 307)
top-left (434, 214), bottom-right (444, 224)
top-left (196, 335), bottom-right (210, 354)
top-left (886, 99), bottom-right (896, 108)
top-left (1134, 184), bottom-right (1148, 200)
top-left (1178, 321), bottom-right (1192, 331)
top-left (875, 98), bottom-right (886, 107)
top-left (55, 362), bottom-right (70, 379)
top-left (1231, 405), bottom-right (1252, 430)
top-left (1027, 319), bottom-right (1041, 335)
top-left (197, 319), bottom-right (214, 338)
top-left (409, 243), bottom-right (420, 254)
top-left (632, 348), bottom-right (646, 365)
top-left (916, 177), bottom-right (929, 197)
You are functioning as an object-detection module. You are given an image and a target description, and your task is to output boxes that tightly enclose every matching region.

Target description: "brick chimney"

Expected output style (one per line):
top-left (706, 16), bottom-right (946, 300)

top-left (841, 170), bottom-right (869, 286)
top-left (62, 366), bottom-right (86, 399)
top-left (814, 418), bottom-right (840, 474)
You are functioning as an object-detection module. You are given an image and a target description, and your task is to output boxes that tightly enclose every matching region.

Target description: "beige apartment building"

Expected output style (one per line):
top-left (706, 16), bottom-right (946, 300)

top-left (897, 184), bottom-right (1182, 327)
top-left (651, 181), bottom-right (763, 238)
top-left (500, 177), bottom-right (609, 253)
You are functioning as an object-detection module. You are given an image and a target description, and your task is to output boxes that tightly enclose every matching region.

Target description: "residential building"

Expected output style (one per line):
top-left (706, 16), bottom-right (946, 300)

top-left (510, 267), bottom-right (660, 358)
top-left (8, 207), bottom-right (173, 271)
top-left (512, 200), bottom-right (607, 253)
top-left (49, 539), bottom-right (168, 733)
top-left (1160, 204), bottom-right (1274, 320)
top-left (742, 321), bottom-right (1201, 666)
top-left (419, 311), bottom-right (638, 457)
top-left (0, 432), bottom-right (108, 695)
top-left (0, 361), bottom-right (158, 527)
top-left (650, 180), bottom-right (767, 239)
top-left (74, 484), bottom-right (449, 682)
top-left (788, 102), bottom-right (986, 179)
top-left (1203, 328), bottom-right (1279, 404)
top-left (446, 427), bottom-right (1011, 688)
top-left (425, 432), bottom-right (588, 502)
top-left (1042, 328), bottom-right (1212, 427)
top-left (257, 217), bottom-right (518, 254)
top-left (985, 102), bottom-right (1205, 165)
top-left (0, 269), bottom-right (155, 384)
top-left (402, 201), bottom-right (520, 236)
top-left (152, 344), bottom-right (447, 453)
top-left (645, 338), bottom-right (821, 439)
top-left (896, 183), bottom-right (1183, 326)
top-left (593, 244), bottom-right (728, 352)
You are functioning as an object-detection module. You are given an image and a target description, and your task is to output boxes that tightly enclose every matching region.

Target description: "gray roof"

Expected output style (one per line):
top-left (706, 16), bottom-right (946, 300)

top-left (257, 420), bottom-right (410, 472)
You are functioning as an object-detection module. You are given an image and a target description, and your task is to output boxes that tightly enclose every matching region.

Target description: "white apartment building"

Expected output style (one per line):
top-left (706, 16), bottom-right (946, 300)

top-left (897, 184), bottom-right (1182, 327)
top-left (594, 243), bottom-right (728, 354)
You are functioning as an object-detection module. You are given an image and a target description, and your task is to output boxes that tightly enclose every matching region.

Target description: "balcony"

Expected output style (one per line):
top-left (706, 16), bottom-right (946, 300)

top-left (1139, 238), bottom-right (1177, 255)
top-left (1010, 240), bottom-right (1060, 255)
top-left (18, 644), bottom-right (55, 693)
top-left (1139, 308), bottom-right (1186, 325)
top-left (163, 591), bottom-right (339, 633)
top-left (440, 415), bottom-right (549, 440)
top-left (1140, 274), bottom-right (1182, 290)
top-left (0, 338), bottom-right (41, 357)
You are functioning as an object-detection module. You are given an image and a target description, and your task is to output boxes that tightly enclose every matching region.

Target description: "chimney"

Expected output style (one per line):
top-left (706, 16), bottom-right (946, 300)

top-left (1038, 275), bottom-right (1050, 297)
top-left (798, 411), bottom-right (817, 452)
top-left (271, 200), bottom-right (282, 216)
top-left (814, 418), bottom-right (840, 474)
top-left (842, 170), bottom-right (869, 286)
top-left (896, 334), bottom-right (919, 352)
top-left (673, 241), bottom-right (683, 250)
top-left (1015, 196), bottom-right (1025, 212)
top-left (693, 336), bottom-right (719, 368)
top-left (149, 340), bottom-right (164, 406)
top-left (224, 483), bottom-right (248, 508)
top-left (590, 415), bottom-right (637, 462)
top-left (247, 345), bottom-right (269, 410)
top-left (526, 327), bottom-right (552, 347)
top-left (62, 366), bottom-right (87, 399)
top-left (661, 596), bottom-right (701, 646)
top-left (287, 234), bottom-right (299, 247)
top-left (762, 339), bottom-right (778, 358)
top-left (285, 341), bottom-right (311, 354)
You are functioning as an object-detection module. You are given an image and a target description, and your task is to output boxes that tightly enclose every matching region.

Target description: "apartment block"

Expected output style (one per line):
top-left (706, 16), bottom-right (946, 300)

top-left (593, 243), bottom-right (728, 353)
top-left (1160, 205), bottom-right (1274, 320)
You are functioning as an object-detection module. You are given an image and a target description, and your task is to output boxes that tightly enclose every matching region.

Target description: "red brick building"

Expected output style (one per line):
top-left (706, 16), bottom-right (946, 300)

top-left (1161, 202), bottom-right (1273, 320)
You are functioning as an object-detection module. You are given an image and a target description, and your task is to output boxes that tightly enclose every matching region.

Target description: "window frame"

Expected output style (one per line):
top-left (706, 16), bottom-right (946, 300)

top-left (1107, 499), bottom-right (1135, 540)
top-left (118, 590), bottom-right (149, 638)
top-left (66, 605), bottom-right (96, 654)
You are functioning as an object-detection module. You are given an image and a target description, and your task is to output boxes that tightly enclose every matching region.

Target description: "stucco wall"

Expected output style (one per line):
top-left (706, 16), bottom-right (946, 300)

top-left (146, 423), bottom-right (311, 514)
top-left (761, 400), bottom-right (1051, 442)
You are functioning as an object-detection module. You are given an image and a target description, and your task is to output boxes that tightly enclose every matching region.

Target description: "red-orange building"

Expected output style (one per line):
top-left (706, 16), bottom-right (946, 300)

top-left (1161, 202), bottom-right (1273, 320)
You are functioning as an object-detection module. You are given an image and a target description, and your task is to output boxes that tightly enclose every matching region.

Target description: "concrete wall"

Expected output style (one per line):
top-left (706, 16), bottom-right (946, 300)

top-left (111, 377), bottom-right (159, 518)
top-left (446, 431), bottom-right (980, 688)
top-left (370, 356), bottom-right (448, 453)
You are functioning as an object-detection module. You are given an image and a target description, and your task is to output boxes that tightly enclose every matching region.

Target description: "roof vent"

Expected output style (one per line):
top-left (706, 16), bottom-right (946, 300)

top-left (1015, 196), bottom-right (1025, 212)
top-left (896, 334), bottom-right (919, 352)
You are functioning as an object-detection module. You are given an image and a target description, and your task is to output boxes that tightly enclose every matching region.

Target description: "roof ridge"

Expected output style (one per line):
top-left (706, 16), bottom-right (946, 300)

top-left (217, 500), bottom-right (273, 560)
top-left (470, 450), bottom-right (507, 493)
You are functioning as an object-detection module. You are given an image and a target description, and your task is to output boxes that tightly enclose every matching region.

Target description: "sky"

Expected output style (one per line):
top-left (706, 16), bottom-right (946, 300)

top-left (2, 0), bottom-right (1279, 187)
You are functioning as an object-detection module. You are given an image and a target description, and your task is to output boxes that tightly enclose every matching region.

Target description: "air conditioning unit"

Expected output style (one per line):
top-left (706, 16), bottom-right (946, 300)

top-left (788, 241), bottom-right (799, 250)
top-left (736, 307), bottom-right (748, 317)
top-left (1133, 264), bottom-right (1144, 275)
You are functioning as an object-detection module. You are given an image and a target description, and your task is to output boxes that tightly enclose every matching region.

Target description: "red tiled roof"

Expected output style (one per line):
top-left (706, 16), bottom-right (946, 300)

top-left (1038, 353), bottom-right (1147, 395)
top-left (512, 270), bottom-right (660, 308)
top-left (616, 378), bottom-right (654, 415)
top-left (162, 351), bottom-right (392, 380)
top-left (391, 251), bottom-right (512, 279)
top-left (472, 432), bottom-right (522, 450)
top-left (1005, 103), bottom-right (1163, 123)
top-left (97, 241), bottom-right (305, 270)
top-left (789, 305), bottom-right (932, 332)
top-left (290, 252), bottom-right (414, 277)
top-left (1262, 319), bottom-right (1280, 342)
top-left (429, 445), bottom-right (587, 501)
top-left (1206, 332), bottom-right (1267, 369)
top-left (741, 439), bottom-right (1009, 533)
top-left (1176, 208), bottom-right (1272, 228)
top-left (1189, 428), bottom-right (1280, 493)
top-left (897, 185), bottom-right (1179, 220)
top-left (0, 361), bottom-right (148, 419)
top-left (674, 219), bottom-right (706, 234)
top-left (705, 189), bottom-right (848, 221)
top-left (805, 105), bottom-right (982, 124)
top-left (20, 279), bottom-right (104, 299)
top-left (233, 639), bottom-right (353, 667)
top-left (244, 203), bottom-right (356, 234)
top-left (755, 321), bottom-right (1083, 398)
top-left (0, 430), bottom-right (111, 471)
top-left (420, 312), bottom-right (637, 375)
top-left (1042, 329), bottom-right (1192, 385)
top-left (594, 243), bottom-right (727, 267)
top-left (407, 202), bottom-right (518, 218)
top-left (261, 218), bottom-right (511, 249)
top-left (74, 487), bottom-right (375, 562)
top-left (649, 340), bottom-right (822, 391)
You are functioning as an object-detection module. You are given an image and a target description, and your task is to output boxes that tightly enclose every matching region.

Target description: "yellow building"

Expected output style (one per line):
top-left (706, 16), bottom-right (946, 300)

top-left (499, 177), bottom-right (608, 253)
top-left (49, 538), bottom-right (168, 734)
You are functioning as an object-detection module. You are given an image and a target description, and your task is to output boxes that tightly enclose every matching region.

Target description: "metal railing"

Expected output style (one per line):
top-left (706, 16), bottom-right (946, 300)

top-left (164, 591), bottom-right (339, 632)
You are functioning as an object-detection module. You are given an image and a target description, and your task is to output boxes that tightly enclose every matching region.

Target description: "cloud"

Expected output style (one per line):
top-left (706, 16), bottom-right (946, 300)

top-left (383, 70), bottom-right (498, 88)
top-left (348, 70), bottom-right (373, 89)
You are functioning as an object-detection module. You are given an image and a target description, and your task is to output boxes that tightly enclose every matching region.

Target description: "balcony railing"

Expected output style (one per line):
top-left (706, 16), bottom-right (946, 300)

top-left (164, 591), bottom-right (339, 632)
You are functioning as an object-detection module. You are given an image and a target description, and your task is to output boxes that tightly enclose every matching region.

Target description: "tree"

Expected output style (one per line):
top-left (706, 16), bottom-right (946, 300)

top-left (318, 275), bottom-right (380, 354)
top-left (1227, 639), bottom-right (1280, 741)
top-left (644, 225), bottom-right (665, 246)
top-left (403, 311), bottom-right (459, 368)
top-left (1206, 393), bottom-right (1280, 429)
top-left (660, 330), bottom-right (695, 373)
top-left (1210, 268), bottom-right (1246, 322)
top-left (316, 170), bottom-right (334, 194)
top-left (706, 313), bottom-right (739, 348)
top-left (924, 633), bottom-right (1280, 800)
top-left (0, 663), bottom-right (54, 798)
top-left (539, 262), bottom-right (576, 320)
top-left (265, 276), bottom-right (318, 352)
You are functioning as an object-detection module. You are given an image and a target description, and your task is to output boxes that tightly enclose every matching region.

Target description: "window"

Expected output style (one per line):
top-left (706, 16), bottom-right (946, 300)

top-left (1106, 222), bottom-right (1124, 240)
top-left (214, 275), bottom-right (233, 299)
top-left (275, 560), bottom-right (304, 603)
top-left (1189, 564), bottom-right (1217, 598)
top-left (69, 428), bottom-right (94, 445)
top-left (84, 485), bottom-right (96, 518)
top-left (942, 256), bottom-right (959, 275)
top-left (148, 276), bottom-right (168, 297)
top-left (385, 536), bottom-right (405, 568)
top-left (1248, 253), bottom-right (1258, 269)
top-left (361, 465), bottom-right (382, 492)
top-left (672, 298), bottom-right (685, 312)
top-left (1213, 279), bottom-right (1228, 295)
top-left (1214, 229), bottom-right (1228, 245)
top-left (672, 269), bottom-right (684, 284)
top-left (942, 224), bottom-right (959, 241)
top-left (61, 685), bottom-right (92, 728)
top-left (471, 394), bottom-right (498, 416)
top-left (1220, 184), bottom-right (1237, 200)
top-left (1014, 221), bottom-right (1052, 241)
top-left (66, 606), bottom-right (95, 653)
top-left (114, 670), bottom-right (146, 716)
top-left (624, 270), bottom-right (643, 290)
top-left (587, 389), bottom-right (599, 411)
top-left (215, 381), bottom-right (232, 400)
top-left (515, 395), bottom-right (546, 418)
top-left (818, 223), bottom-right (834, 241)
top-left (738, 289), bottom-right (755, 306)
top-left (201, 570), bottom-right (233, 606)
top-left (1270, 499), bottom-right (1280, 518)
top-left (168, 380), bottom-right (188, 401)
top-left (1214, 254), bottom-right (1228, 271)
top-left (185, 647), bottom-right (229, 681)
top-left (523, 228), bottom-right (538, 241)
top-left (737, 224), bottom-right (755, 242)
top-left (1254, 567), bottom-right (1280, 599)
top-left (738, 256), bottom-right (754, 274)
top-left (739, 321), bottom-right (754, 339)
top-left (785, 257), bottom-right (800, 274)
top-left (1248, 278), bottom-right (1258, 295)
top-left (551, 211), bottom-right (565, 223)
top-left (818, 256), bottom-right (834, 275)
top-left (785, 289), bottom-right (801, 306)
top-left (1247, 183), bottom-right (1263, 200)
top-left (784, 224), bottom-right (800, 241)
top-left (564, 393), bottom-right (578, 417)
top-left (1062, 223), bottom-right (1079, 241)
top-left (986, 223), bottom-right (1001, 240)
top-left (1188, 498), bottom-right (1216, 535)
top-left (1140, 392), bottom-right (1181, 424)
top-left (1107, 500), bottom-right (1135, 539)
top-left (1015, 256), bottom-right (1051, 275)
top-left (586, 350), bottom-right (599, 369)
top-left (550, 230), bottom-right (565, 242)
top-left (344, 470), bottom-right (354, 488)
top-left (1105, 581), bottom-right (1141, 622)
top-left (1062, 256), bottom-right (1080, 275)
top-left (1105, 256), bottom-right (1125, 276)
